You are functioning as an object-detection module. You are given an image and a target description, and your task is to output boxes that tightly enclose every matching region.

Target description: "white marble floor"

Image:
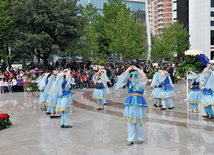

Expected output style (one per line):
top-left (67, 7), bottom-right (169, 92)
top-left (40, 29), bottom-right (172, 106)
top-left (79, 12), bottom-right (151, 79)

top-left (0, 81), bottom-right (214, 155)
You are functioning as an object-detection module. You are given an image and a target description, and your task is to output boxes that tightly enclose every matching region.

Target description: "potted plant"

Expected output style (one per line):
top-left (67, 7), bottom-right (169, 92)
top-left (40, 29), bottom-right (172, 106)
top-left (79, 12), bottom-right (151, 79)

top-left (0, 114), bottom-right (12, 130)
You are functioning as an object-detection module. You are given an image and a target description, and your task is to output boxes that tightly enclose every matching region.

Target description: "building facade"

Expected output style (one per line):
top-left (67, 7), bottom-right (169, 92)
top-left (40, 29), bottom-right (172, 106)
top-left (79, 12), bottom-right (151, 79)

top-left (148, 0), bottom-right (174, 35)
top-left (189, 0), bottom-right (214, 60)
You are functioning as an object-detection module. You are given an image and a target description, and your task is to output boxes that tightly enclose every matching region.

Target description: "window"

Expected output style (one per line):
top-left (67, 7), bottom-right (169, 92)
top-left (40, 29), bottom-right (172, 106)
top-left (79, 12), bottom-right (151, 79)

top-left (211, 51), bottom-right (214, 60)
top-left (211, 21), bottom-right (214, 26)
top-left (169, 9), bottom-right (172, 11)
top-left (211, 30), bottom-right (214, 45)
top-left (212, 0), bottom-right (214, 7)
top-left (211, 12), bottom-right (214, 17)
top-left (169, 14), bottom-right (172, 16)
top-left (169, 4), bottom-right (172, 7)
top-left (169, 18), bottom-right (172, 21)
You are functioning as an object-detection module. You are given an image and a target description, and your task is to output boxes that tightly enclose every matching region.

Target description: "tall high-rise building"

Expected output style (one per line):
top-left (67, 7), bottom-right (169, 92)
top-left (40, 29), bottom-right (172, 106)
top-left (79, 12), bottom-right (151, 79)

top-left (189, 0), bottom-right (214, 60)
top-left (148, 0), bottom-right (174, 35)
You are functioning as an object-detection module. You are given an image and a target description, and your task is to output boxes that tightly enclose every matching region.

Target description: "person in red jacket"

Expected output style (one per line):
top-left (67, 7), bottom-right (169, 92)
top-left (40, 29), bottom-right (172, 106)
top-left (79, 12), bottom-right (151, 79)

top-left (83, 74), bottom-right (88, 88)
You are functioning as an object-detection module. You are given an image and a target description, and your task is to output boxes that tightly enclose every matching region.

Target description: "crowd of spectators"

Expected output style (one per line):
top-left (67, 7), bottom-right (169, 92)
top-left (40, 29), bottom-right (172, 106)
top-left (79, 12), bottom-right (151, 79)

top-left (0, 61), bottom-right (178, 93)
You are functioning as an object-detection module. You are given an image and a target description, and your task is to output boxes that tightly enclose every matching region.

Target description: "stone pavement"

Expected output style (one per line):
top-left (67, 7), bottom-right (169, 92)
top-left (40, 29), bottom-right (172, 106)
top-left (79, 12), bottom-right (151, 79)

top-left (0, 81), bottom-right (214, 155)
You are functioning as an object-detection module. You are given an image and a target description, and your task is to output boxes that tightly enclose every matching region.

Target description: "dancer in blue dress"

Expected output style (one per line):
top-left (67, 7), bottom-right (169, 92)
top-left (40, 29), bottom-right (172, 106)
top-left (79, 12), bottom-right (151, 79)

top-left (112, 65), bottom-right (147, 146)
top-left (200, 64), bottom-right (214, 119)
top-left (157, 70), bottom-right (175, 110)
top-left (101, 69), bottom-right (110, 105)
top-left (187, 71), bottom-right (202, 113)
top-left (49, 69), bottom-right (72, 128)
top-left (37, 73), bottom-right (50, 110)
top-left (44, 71), bottom-right (60, 118)
top-left (151, 71), bottom-right (162, 108)
top-left (92, 70), bottom-right (107, 110)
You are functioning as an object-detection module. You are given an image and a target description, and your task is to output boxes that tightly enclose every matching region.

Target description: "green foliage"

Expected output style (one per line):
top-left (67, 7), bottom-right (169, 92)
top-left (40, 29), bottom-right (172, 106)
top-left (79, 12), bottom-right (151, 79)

top-left (24, 82), bottom-right (37, 91)
top-left (177, 55), bottom-right (205, 75)
top-left (147, 71), bottom-right (155, 79)
top-left (9, 0), bottom-right (84, 66)
top-left (80, 0), bottom-right (147, 65)
top-left (0, 117), bottom-right (12, 130)
top-left (0, 0), bottom-right (11, 57)
top-left (151, 21), bottom-right (190, 63)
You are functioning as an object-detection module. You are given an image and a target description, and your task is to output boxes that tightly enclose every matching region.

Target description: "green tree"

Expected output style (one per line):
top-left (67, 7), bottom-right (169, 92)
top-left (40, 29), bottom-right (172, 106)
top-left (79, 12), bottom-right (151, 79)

top-left (0, 0), bottom-right (11, 57)
top-left (81, 0), bottom-right (147, 66)
top-left (151, 21), bottom-right (190, 63)
top-left (10, 0), bottom-right (84, 67)
top-left (106, 7), bottom-right (146, 61)
top-left (78, 3), bottom-right (99, 60)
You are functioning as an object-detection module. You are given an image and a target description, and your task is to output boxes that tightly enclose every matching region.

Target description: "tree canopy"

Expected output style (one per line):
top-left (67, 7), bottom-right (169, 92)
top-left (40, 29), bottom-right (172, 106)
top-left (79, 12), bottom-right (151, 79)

top-left (80, 0), bottom-right (147, 65)
top-left (9, 0), bottom-right (85, 67)
top-left (151, 21), bottom-right (190, 63)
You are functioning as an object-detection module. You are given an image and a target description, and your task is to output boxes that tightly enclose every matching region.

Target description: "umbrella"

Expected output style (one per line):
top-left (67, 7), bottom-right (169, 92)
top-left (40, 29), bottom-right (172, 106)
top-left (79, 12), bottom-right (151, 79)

top-left (185, 49), bottom-right (203, 56)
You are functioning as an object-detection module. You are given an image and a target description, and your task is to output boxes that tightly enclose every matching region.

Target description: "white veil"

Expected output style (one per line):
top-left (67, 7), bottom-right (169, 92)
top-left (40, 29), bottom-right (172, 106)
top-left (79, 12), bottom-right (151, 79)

top-left (112, 69), bottom-right (147, 91)
top-left (200, 67), bottom-right (214, 91)
top-left (48, 73), bottom-right (64, 97)
top-left (151, 72), bottom-right (159, 87)
top-left (38, 73), bottom-right (50, 91)
top-left (44, 74), bottom-right (56, 94)
top-left (157, 70), bottom-right (174, 87)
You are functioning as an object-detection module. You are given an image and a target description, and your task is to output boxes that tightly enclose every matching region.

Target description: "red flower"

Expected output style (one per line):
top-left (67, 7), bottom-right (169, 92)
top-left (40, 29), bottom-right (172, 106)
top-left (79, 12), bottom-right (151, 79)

top-left (0, 114), bottom-right (10, 120)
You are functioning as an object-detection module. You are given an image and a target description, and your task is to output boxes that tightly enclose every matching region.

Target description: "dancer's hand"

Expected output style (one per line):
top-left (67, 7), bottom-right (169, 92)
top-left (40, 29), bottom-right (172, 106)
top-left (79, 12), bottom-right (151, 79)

top-left (132, 66), bottom-right (138, 71)
top-left (207, 64), bottom-right (211, 68)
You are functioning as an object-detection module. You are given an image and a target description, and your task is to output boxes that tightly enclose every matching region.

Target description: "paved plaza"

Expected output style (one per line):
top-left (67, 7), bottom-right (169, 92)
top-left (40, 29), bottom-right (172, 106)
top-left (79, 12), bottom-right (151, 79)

top-left (0, 81), bottom-right (214, 155)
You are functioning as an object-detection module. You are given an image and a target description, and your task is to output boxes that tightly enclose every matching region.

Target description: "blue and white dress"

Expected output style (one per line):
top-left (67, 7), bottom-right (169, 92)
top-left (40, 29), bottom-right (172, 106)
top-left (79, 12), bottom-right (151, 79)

top-left (46, 95), bottom-right (57, 107)
top-left (151, 85), bottom-right (162, 98)
top-left (56, 79), bottom-right (72, 112)
top-left (92, 79), bottom-right (106, 100)
top-left (201, 88), bottom-right (214, 107)
top-left (123, 81), bottom-right (147, 124)
top-left (38, 80), bottom-right (49, 104)
top-left (187, 80), bottom-right (202, 104)
top-left (158, 76), bottom-right (175, 99)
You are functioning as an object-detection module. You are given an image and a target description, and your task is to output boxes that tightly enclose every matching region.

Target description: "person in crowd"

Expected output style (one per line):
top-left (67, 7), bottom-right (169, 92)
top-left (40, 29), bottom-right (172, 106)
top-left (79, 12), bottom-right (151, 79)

top-left (8, 78), bottom-right (12, 93)
top-left (16, 73), bottom-right (23, 92)
top-left (3, 79), bottom-right (8, 93)
top-left (0, 78), bottom-right (4, 94)
top-left (71, 74), bottom-right (76, 90)
top-left (12, 77), bottom-right (17, 92)
top-left (83, 74), bottom-right (88, 89)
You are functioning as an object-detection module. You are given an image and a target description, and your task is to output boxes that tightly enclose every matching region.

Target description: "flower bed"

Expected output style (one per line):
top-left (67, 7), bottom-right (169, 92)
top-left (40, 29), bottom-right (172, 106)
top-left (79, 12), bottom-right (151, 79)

top-left (0, 114), bottom-right (12, 130)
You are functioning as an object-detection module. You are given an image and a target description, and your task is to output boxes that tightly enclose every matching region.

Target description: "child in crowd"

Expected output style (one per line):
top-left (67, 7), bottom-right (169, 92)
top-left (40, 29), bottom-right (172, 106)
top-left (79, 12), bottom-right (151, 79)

top-left (0, 78), bottom-right (4, 94)
top-left (8, 79), bottom-right (12, 93)
top-left (3, 79), bottom-right (8, 93)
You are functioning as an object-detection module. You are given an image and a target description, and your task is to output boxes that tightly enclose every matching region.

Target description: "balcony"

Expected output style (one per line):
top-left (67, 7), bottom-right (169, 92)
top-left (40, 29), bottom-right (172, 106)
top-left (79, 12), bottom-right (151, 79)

top-left (158, 11), bottom-right (163, 15)
top-left (158, 4), bottom-right (163, 9)
top-left (158, 20), bottom-right (163, 24)
top-left (158, 0), bottom-right (163, 5)
top-left (158, 24), bottom-right (163, 29)
top-left (158, 15), bottom-right (163, 19)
